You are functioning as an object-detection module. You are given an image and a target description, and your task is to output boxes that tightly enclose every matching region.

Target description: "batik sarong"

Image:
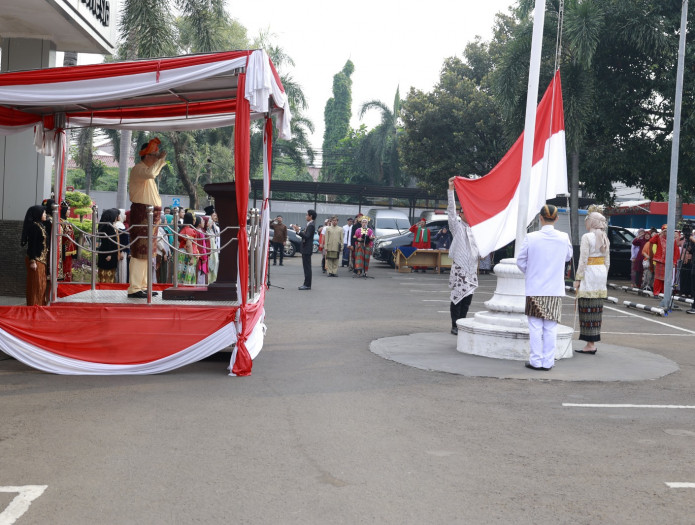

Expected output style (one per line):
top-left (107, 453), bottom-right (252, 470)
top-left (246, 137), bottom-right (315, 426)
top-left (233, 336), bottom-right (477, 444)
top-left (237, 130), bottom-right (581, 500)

top-left (578, 297), bottom-right (603, 342)
top-left (177, 252), bottom-right (198, 285)
top-left (525, 296), bottom-right (562, 322)
top-left (129, 203), bottom-right (162, 260)
top-left (355, 244), bottom-right (373, 273)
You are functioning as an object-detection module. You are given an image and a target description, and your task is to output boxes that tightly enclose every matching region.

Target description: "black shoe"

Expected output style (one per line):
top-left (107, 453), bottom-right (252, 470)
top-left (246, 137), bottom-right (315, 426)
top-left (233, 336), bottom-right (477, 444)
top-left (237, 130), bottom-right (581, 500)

top-left (273, 262), bottom-right (277, 265)
top-left (525, 362), bottom-right (550, 371)
top-left (279, 263), bottom-right (283, 266)
top-left (687, 309), bottom-right (695, 314)
top-left (298, 285), bottom-right (311, 290)
top-left (451, 327), bottom-right (458, 335)
top-left (575, 349), bottom-right (597, 355)
top-left (152, 291), bottom-right (159, 297)
top-left (128, 291), bottom-right (147, 299)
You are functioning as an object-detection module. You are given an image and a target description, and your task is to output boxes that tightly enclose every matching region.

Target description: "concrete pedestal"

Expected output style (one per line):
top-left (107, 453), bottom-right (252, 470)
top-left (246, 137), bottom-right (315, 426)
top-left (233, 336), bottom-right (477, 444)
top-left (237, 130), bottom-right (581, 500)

top-left (456, 258), bottom-right (573, 361)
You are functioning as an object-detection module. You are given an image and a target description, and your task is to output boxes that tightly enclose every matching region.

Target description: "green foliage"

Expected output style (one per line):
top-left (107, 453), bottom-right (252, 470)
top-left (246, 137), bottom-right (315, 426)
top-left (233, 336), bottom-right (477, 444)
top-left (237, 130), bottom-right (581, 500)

top-left (64, 190), bottom-right (92, 208)
top-left (401, 52), bottom-right (506, 194)
top-left (357, 88), bottom-right (405, 188)
top-left (493, 0), bottom-right (695, 203)
top-left (322, 60), bottom-right (355, 181)
top-left (268, 162), bottom-right (314, 201)
top-left (322, 126), bottom-right (373, 186)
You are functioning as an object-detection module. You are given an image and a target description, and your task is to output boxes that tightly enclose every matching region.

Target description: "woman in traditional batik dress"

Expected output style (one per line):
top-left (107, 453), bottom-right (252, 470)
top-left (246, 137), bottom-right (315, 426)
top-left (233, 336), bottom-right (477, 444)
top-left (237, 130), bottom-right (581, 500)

top-left (177, 212), bottom-right (199, 285)
top-left (21, 205), bottom-right (49, 306)
top-left (573, 209), bottom-right (610, 354)
top-left (353, 216), bottom-right (375, 276)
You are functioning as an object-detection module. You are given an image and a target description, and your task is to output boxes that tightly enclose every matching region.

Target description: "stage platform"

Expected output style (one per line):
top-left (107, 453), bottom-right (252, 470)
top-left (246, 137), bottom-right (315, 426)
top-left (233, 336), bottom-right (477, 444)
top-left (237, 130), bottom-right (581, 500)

top-left (55, 288), bottom-right (238, 307)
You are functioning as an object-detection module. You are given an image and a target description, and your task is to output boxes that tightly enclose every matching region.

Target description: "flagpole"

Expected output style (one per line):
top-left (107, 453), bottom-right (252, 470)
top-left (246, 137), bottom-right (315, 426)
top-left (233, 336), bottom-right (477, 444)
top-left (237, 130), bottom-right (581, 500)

top-left (514, 0), bottom-right (546, 257)
top-left (661, 0), bottom-right (688, 310)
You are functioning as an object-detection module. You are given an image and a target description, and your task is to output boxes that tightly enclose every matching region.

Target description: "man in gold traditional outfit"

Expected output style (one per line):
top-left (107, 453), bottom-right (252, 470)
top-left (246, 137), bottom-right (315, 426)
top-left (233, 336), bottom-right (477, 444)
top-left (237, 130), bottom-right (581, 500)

top-left (127, 138), bottom-right (167, 298)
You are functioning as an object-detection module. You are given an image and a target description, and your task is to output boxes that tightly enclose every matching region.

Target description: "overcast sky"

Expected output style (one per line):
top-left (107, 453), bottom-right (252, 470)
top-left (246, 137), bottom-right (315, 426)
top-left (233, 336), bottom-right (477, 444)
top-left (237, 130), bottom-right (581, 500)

top-left (226, 0), bottom-right (515, 163)
top-left (71, 1), bottom-right (516, 163)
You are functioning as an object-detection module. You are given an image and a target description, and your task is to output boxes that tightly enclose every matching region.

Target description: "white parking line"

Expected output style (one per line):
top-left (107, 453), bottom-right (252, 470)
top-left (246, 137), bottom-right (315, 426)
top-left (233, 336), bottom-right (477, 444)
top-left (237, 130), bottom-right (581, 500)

top-left (595, 332), bottom-right (694, 337)
top-left (0, 486), bottom-right (47, 525)
top-left (666, 482), bottom-right (695, 488)
top-left (604, 305), bottom-right (695, 334)
top-left (563, 403), bottom-right (695, 409)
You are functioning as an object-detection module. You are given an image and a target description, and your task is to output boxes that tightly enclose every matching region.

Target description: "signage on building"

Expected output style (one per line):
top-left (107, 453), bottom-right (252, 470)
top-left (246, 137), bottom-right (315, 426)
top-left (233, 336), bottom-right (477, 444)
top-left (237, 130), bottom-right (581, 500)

top-left (81, 0), bottom-right (110, 27)
top-left (54, 0), bottom-right (120, 54)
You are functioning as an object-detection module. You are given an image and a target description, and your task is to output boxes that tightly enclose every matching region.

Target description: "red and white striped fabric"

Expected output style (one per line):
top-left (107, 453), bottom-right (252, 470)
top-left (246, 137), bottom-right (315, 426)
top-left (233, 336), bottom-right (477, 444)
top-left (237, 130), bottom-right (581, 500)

top-left (0, 50), bottom-right (286, 375)
top-left (0, 50), bottom-right (291, 140)
top-left (0, 304), bottom-right (238, 374)
top-left (454, 70), bottom-right (568, 257)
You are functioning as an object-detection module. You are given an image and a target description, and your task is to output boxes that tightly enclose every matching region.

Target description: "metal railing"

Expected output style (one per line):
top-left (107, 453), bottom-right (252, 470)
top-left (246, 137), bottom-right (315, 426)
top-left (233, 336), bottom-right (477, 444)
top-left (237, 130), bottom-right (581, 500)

top-left (48, 205), bottom-right (263, 304)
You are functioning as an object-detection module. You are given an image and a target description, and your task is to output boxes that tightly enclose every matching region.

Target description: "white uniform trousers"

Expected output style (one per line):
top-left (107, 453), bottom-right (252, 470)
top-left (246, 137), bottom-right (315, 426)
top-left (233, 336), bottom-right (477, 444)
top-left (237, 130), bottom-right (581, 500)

top-left (528, 316), bottom-right (558, 369)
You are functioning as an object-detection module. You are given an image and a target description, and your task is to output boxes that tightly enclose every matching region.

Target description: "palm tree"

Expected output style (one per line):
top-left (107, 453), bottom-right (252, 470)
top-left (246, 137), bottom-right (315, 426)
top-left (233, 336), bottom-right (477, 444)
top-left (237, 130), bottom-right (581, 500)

top-left (116, 0), bottom-right (243, 208)
top-left (249, 32), bottom-right (315, 180)
top-left (358, 87), bottom-right (402, 190)
top-left (495, 0), bottom-right (602, 246)
top-left (75, 128), bottom-right (95, 195)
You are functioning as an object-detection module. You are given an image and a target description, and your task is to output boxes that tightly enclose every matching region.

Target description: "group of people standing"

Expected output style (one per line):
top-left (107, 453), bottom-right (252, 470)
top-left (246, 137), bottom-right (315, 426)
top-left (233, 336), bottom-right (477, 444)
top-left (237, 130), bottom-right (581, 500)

top-left (445, 180), bottom-right (612, 370)
top-left (22, 136), bottom-right (221, 304)
top-left (283, 210), bottom-right (377, 291)
top-left (631, 225), bottom-right (694, 302)
top-left (175, 207), bottom-right (220, 287)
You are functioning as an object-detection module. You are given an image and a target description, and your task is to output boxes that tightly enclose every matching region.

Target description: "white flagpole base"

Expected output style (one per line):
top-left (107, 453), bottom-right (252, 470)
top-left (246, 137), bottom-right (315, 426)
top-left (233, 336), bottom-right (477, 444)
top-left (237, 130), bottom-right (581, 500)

top-left (456, 259), bottom-right (573, 361)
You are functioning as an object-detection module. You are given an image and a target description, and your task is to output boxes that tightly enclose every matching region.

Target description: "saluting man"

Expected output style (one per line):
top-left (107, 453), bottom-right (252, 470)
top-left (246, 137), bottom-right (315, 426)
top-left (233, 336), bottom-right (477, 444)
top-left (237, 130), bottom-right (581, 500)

top-left (127, 138), bottom-right (167, 299)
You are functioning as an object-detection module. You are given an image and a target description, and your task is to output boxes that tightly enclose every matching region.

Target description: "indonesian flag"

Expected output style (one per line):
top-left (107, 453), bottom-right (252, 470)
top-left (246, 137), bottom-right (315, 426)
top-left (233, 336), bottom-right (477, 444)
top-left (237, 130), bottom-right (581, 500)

top-left (454, 69), bottom-right (568, 257)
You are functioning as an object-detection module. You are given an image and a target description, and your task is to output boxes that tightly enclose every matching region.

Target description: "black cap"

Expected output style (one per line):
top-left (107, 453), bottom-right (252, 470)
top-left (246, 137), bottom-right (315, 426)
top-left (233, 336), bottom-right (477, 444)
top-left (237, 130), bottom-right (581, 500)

top-left (204, 205), bottom-right (215, 215)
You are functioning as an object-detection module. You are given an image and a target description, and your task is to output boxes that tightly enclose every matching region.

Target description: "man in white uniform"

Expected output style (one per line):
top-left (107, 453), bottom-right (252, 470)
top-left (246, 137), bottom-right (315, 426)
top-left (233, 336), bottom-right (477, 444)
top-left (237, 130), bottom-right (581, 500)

top-left (516, 204), bottom-right (572, 371)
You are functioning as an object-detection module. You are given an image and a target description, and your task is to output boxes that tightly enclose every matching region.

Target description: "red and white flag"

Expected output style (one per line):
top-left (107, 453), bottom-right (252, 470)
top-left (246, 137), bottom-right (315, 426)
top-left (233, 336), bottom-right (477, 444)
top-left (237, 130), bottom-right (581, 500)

top-left (454, 70), bottom-right (568, 257)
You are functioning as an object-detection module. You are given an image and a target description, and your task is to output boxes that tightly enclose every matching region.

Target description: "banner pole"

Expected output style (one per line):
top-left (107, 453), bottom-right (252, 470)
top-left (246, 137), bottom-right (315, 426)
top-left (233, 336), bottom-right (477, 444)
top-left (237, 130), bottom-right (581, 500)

top-left (514, 0), bottom-right (546, 257)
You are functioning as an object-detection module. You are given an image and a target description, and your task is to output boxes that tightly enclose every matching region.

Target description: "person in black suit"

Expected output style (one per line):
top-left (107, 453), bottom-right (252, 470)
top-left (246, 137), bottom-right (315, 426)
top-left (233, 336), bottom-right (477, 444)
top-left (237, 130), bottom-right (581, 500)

top-left (292, 209), bottom-right (316, 290)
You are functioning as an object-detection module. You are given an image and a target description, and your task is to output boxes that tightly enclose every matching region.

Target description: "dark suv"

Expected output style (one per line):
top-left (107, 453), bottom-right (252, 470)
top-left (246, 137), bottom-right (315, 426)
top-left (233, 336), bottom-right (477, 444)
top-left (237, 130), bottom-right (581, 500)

top-left (373, 220), bottom-right (634, 276)
top-left (373, 219), bottom-right (449, 268)
top-left (606, 225), bottom-right (635, 277)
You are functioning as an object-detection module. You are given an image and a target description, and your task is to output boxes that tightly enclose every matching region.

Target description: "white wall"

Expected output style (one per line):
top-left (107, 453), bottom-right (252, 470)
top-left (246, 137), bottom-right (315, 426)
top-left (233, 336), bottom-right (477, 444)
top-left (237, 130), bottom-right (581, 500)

top-left (0, 38), bottom-right (55, 220)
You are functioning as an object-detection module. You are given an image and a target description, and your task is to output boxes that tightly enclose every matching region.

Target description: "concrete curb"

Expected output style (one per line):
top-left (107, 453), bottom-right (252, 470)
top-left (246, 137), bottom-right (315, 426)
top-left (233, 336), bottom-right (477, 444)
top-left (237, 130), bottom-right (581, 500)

top-left (370, 332), bottom-right (679, 381)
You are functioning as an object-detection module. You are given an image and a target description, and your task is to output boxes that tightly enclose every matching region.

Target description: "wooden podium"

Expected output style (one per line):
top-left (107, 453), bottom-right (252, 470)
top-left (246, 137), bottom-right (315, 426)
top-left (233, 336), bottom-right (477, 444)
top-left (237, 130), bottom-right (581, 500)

top-left (162, 182), bottom-right (238, 301)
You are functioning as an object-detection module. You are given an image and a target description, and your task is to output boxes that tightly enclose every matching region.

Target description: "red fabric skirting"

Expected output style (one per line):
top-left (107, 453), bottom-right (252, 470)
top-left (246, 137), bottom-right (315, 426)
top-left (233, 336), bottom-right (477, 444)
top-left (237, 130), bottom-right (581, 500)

top-left (0, 303), bottom-right (237, 365)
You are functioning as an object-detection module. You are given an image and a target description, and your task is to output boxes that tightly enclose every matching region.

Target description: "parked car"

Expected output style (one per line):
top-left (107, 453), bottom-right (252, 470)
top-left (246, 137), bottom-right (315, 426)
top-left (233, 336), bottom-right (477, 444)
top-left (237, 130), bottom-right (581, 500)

top-left (419, 210), bottom-right (447, 223)
top-left (373, 218), bottom-right (449, 268)
top-left (270, 228), bottom-right (301, 257)
top-left (606, 225), bottom-right (635, 278)
top-left (367, 208), bottom-right (411, 237)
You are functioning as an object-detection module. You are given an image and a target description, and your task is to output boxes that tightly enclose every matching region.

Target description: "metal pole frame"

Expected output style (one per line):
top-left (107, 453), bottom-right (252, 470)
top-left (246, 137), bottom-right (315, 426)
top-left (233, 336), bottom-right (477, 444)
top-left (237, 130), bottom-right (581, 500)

top-left (661, 0), bottom-right (688, 309)
top-left (91, 204), bottom-right (98, 291)
top-left (147, 205), bottom-right (154, 303)
top-left (50, 204), bottom-right (60, 304)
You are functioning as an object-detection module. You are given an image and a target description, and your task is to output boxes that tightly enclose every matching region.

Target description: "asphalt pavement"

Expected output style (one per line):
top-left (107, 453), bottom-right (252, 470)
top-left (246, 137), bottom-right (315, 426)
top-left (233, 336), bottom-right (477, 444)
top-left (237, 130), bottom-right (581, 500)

top-left (2, 255), bottom-right (695, 524)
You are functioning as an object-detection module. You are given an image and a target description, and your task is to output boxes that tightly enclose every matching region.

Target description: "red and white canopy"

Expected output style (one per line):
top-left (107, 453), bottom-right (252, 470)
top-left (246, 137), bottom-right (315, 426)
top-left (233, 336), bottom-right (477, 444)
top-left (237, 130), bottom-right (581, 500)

top-left (0, 49), bottom-right (291, 140)
top-left (0, 50), bottom-right (288, 376)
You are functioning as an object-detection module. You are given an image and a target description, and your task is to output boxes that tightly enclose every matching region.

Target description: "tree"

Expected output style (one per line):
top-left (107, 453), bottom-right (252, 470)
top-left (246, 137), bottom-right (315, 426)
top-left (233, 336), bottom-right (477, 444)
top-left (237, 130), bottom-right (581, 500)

top-left (116, 0), bottom-right (243, 208)
top-left (321, 60), bottom-right (355, 181)
top-left (358, 88), bottom-right (404, 190)
top-left (497, 0), bottom-right (689, 204)
top-left (400, 45), bottom-right (506, 193)
top-left (328, 126), bottom-right (373, 186)
top-left (248, 33), bottom-right (315, 184)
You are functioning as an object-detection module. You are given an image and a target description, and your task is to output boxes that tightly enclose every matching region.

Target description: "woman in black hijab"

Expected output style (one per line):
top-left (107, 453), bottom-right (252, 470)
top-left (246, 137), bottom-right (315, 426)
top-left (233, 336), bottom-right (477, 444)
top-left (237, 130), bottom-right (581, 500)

top-left (21, 205), bottom-right (49, 305)
top-left (97, 208), bottom-right (121, 283)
